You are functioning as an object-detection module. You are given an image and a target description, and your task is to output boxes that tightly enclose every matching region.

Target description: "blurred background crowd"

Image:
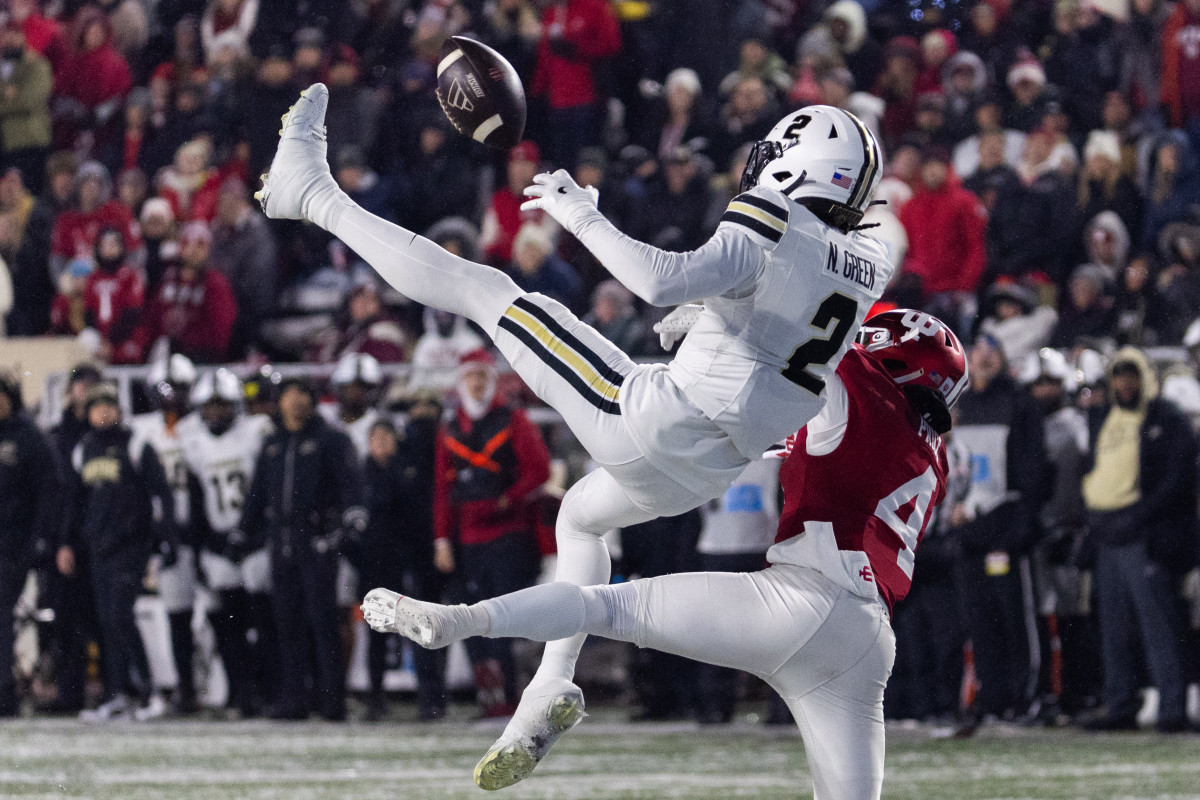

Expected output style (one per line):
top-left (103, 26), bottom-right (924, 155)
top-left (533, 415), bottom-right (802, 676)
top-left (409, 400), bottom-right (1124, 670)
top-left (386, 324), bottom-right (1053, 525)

top-left (1, 0), bottom-right (1200, 732)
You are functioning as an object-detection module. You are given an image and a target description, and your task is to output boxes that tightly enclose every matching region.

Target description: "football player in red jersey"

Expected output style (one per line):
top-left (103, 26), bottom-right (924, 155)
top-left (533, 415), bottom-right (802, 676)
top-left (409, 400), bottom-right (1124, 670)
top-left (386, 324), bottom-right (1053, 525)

top-left (364, 310), bottom-right (966, 800)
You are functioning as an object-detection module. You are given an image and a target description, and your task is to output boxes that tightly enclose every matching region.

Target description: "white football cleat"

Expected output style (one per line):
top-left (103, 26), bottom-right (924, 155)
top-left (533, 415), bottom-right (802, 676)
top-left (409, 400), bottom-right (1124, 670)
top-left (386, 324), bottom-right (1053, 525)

top-left (79, 695), bottom-right (131, 723)
top-left (133, 693), bottom-right (168, 722)
top-left (254, 83), bottom-right (340, 224)
top-left (473, 677), bottom-right (586, 791)
top-left (361, 587), bottom-right (478, 649)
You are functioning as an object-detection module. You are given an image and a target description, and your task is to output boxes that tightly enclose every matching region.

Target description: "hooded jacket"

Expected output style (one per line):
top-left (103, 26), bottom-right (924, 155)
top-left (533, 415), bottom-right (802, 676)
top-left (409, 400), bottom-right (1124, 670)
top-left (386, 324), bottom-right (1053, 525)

top-left (1084, 347), bottom-right (1199, 570)
top-left (1142, 130), bottom-right (1200, 248)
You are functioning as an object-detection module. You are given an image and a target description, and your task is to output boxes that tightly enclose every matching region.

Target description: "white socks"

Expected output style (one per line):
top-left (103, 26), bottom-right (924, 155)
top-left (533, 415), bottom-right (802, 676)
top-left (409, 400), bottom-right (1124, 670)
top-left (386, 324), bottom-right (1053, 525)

top-left (475, 582), bottom-right (640, 644)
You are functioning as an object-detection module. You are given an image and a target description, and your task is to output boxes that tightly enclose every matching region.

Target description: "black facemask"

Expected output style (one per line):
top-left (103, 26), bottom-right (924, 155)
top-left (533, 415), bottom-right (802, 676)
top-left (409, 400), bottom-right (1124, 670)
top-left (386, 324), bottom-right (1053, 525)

top-left (2, 46), bottom-right (24, 60)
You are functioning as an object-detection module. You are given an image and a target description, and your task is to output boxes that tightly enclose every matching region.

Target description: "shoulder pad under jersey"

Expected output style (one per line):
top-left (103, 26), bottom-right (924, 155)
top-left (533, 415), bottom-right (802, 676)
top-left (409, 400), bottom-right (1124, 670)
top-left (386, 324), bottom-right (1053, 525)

top-left (718, 186), bottom-right (791, 252)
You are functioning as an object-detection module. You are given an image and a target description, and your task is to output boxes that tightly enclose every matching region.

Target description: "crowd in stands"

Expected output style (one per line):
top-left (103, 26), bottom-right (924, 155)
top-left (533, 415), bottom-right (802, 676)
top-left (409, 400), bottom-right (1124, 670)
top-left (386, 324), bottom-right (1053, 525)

top-left (0, 0), bottom-right (1197, 363)
top-left (2, 0), bottom-right (1200, 730)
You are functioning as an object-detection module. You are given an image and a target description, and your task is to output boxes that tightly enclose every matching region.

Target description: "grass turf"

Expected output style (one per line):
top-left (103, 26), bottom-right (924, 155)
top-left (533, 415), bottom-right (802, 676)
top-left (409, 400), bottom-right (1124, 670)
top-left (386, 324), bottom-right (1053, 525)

top-left (1, 709), bottom-right (1197, 799)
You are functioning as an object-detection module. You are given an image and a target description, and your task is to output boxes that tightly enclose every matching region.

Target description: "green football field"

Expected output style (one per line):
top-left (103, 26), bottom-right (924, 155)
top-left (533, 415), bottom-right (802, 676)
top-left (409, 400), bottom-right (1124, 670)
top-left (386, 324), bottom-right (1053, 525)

top-left (1, 709), bottom-right (1198, 800)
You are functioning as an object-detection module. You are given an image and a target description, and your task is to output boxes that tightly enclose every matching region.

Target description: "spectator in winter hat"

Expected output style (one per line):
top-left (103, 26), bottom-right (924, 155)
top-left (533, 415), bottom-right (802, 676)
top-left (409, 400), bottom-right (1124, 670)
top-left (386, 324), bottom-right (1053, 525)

top-left (1082, 210), bottom-right (1133, 285)
top-left (1005, 59), bottom-right (1049, 132)
top-left (1051, 264), bottom-right (1118, 348)
top-left (916, 29), bottom-right (956, 95)
top-left (482, 140), bottom-right (554, 267)
top-left (1077, 132), bottom-right (1143, 255)
top-left (817, 0), bottom-right (882, 90)
top-left (941, 51), bottom-right (988, 143)
top-left (136, 220), bottom-right (236, 363)
top-left (138, 196), bottom-right (176, 293)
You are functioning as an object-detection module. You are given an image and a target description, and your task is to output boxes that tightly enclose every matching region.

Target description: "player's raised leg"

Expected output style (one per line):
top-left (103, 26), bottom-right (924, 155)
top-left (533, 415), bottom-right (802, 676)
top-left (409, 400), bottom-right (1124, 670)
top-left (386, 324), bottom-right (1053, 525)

top-left (256, 83), bottom-right (523, 331)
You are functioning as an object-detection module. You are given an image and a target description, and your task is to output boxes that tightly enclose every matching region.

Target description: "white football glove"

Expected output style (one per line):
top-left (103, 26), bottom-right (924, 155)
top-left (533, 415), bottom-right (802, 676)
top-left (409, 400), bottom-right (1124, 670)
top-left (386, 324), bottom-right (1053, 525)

top-left (362, 587), bottom-right (401, 633)
top-left (520, 169), bottom-right (600, 235)
top-left (652, 304), bottom-right (703, 351)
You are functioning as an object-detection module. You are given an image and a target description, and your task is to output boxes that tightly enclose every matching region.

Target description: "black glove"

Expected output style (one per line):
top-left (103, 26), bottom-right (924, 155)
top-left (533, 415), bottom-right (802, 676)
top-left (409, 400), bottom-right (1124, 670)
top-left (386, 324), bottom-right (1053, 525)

top-left (222, 528), bottom-right (252, 564)
top-left (548, 37), bottom-right (578, 59)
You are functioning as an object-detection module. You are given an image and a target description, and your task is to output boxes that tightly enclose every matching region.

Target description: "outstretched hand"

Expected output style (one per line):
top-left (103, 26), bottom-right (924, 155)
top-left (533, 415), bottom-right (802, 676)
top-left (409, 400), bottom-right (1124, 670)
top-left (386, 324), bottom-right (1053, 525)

top-left (521, 169), bottom-right (600, 234)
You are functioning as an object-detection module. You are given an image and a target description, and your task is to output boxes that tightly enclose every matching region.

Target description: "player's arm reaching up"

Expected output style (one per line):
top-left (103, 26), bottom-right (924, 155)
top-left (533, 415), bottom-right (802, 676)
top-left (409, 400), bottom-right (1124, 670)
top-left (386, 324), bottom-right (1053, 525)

top-left (522, 170), bottom-right (767, 306)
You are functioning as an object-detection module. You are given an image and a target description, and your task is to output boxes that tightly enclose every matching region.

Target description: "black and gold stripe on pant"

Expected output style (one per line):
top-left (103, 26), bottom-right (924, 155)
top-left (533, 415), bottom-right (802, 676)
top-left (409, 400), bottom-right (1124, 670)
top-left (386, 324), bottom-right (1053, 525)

top-left (497, 297), bottom-right (625, 414)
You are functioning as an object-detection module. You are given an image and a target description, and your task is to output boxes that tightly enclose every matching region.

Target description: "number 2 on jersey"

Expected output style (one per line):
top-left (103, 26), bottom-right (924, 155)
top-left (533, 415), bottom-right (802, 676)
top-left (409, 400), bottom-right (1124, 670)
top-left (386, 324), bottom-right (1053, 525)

top-left (781, 292), bottom-right (859, 394)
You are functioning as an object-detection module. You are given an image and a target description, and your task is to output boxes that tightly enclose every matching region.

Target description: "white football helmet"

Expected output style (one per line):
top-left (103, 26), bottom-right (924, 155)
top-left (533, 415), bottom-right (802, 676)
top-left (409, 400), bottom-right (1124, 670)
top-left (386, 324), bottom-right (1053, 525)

top-left (740, 105), bottom-right (883, 231)
top-left (147, 353), bottom-right (197, 387)
top-left (331, 352), bottom-right (383, 386)
top-left (192, 368), bottom-right (244, 406)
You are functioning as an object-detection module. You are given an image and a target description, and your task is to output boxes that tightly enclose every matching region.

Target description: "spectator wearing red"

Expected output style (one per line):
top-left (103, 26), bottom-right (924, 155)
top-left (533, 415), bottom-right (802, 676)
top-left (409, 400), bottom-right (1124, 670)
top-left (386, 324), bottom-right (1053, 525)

top-left (150, 16), bottom-right (208, 96)
top-left (137, 221), bottom-right (236, 363)
top-left (900, 147), bottom-right (987, 323)
top-left (200, 0), bottom-right (260, 63)
top-left (480, 140), bottom-right (555, 267)
top-left (875, 36), bottom-right (921, 149)
top-left (8, 0), bottom-right (68, 80)
top-left (157, 138), bottom-right (225, 222)
top-left (55, 7), bottom-right (132, 141)
top-left (49, 161), bottom-right (138, 283)
top-left (311, 275), bottom-right (408, 366)
top-left (1161, 0), bottom-right (1200, 128)
top-left (531, 0), bottom-right (621, 166)
top-left (431, 349), bottom-right (550, 717)
top-left (916, 30), bottom-right (956, 93)
top-left (83, 227), bottom-right (144, 364)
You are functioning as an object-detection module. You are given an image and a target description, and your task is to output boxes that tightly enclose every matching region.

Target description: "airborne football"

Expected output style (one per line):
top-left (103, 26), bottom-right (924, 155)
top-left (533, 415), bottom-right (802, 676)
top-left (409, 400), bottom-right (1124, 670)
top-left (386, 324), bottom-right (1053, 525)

top-left (435, 36), bottom-right (527, 149)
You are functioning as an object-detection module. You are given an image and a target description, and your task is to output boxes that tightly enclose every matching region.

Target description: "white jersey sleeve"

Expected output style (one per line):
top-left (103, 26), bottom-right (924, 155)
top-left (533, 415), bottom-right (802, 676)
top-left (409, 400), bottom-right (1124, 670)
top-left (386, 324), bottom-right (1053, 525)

top-left (569, 203), bottom-right (766, 306)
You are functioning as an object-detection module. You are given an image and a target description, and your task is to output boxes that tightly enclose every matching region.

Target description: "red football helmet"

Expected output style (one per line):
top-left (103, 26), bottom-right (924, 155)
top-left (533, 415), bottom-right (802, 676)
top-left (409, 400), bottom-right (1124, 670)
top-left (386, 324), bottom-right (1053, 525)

top-left (856, 309), bottom-right (968, 432)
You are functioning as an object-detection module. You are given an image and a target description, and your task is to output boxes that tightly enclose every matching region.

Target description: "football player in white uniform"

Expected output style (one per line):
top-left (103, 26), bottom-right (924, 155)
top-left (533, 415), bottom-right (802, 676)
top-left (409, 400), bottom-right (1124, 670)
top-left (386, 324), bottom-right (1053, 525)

top-left (129, 353), bottom-right (203, 716)
top-left (183, 368), bottom-right (274, 716)
top-left (257, 84), bottom-right (890, 788)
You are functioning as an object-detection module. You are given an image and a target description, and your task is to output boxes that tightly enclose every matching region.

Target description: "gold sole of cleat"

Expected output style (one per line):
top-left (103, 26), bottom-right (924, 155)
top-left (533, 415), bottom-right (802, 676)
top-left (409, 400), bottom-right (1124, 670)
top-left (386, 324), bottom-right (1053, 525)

top-left (474, 744), bottom-right (536, 792)
top-left (472, 694), bottom-right (584, 791)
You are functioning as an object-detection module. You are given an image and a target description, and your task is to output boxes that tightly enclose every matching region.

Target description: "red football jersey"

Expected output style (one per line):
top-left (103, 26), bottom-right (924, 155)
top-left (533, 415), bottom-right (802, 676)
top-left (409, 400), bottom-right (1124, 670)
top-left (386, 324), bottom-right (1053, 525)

top-left (771, 346), bottom-right (948, 614)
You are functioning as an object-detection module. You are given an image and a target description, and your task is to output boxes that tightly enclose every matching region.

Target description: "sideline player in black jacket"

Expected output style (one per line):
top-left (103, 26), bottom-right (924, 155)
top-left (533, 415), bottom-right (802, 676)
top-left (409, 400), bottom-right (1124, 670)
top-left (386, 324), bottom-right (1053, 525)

top-left (0, 372), bottom-right (62, 717)
top-left (240, 378), bottom-right (365, 721)
top-left (63, 383), bottom-right (178, 721)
